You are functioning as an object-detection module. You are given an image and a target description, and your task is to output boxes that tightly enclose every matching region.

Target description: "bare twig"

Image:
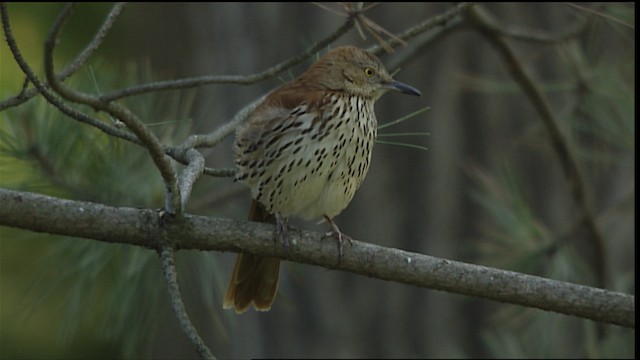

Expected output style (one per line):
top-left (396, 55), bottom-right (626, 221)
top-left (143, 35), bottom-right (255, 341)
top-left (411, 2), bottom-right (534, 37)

top-left (99, 16), bottom-right (355, 102)
top-left (367, 2), bottom-right (476, 56)
top-left (0, 3), bottom-right (140, 145)
top-left (159, 244), bottom-right (215, 359)
top-left (172, 94), bottom-right (266, 152)
top-left (564, 2), bottom-right (635, 30)
top-left (64, 3), bottom-right (126, 76)
top-left (42, 3), bottom-right (181, 215)
top-left (177, 149), bottom-right (205, 209)
top-left (203, 167), bottom-right (236, 178)
top-left (0, 2), bottom-right (126, 111)
top-left (386, 20), bottom-right (465, 71)
top-left (468, 5), bottom-right (609, 289)
top-left (166, 93), bottom-right (266, 184)
top-left (0, 3), bottom-right (235, 184)
top-left (476, 3), bottom-right (589, 43)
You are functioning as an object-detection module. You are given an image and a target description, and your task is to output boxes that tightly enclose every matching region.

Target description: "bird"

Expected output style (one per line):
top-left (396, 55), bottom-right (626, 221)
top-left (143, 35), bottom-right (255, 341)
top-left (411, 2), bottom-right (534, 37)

top-left (223, 45), bottom-right (421, 313)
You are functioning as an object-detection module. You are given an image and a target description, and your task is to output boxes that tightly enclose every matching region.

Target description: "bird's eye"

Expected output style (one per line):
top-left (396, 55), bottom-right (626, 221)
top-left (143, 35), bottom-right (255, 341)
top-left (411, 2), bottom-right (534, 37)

top-left (364, 67), bottom-right (375, 77)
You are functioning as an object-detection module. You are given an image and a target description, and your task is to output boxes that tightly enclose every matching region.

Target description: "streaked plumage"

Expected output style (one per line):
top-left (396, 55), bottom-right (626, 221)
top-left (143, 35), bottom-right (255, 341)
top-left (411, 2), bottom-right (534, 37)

top-left (224, 46), bottom-right (421, 313)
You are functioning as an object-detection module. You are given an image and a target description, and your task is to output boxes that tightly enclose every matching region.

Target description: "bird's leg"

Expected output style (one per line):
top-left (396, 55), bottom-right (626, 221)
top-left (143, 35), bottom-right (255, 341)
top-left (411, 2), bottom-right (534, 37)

top-left (322, 215), bottom-right (353, 265)
top-left (274, 214), bottom-right (290, 253)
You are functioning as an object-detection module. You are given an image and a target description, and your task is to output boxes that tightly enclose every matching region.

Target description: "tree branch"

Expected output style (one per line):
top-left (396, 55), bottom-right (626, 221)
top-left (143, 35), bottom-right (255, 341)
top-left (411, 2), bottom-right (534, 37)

top-left (467, 5), bottom-right (609, 289)
top-left (42, 2), bottom-right (182, 215)
top-left (177, 148), bottom-right (205, 210)
top-left (0, 2), bottom-right (126, 111)
top-left (0, 3), bottom-right (140, 145)
top-left (0, 188), bottom-right (633, 329)
top-left (469, 3), bottom-right (589, 43)
top-left (159, 244), bottom-right (215, 359)
top-left (367, 2), bottom-right (476, 56)
top-left (99, 16), bottom-right (355, 102)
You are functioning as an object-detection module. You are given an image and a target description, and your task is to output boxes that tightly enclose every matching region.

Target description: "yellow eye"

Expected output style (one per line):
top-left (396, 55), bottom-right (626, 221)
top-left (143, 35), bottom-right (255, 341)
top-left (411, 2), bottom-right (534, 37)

top-left (364, 67), bottom-right (375, 76)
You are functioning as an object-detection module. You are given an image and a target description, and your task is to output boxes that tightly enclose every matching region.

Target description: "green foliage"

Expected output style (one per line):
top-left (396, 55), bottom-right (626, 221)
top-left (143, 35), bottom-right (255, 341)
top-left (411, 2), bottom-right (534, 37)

top-left (466, 6), bottom-right (635, 357)
top-left (469, 164), bottom-right (552, 274)
top-left (0, 62), bottom-right (220, 358)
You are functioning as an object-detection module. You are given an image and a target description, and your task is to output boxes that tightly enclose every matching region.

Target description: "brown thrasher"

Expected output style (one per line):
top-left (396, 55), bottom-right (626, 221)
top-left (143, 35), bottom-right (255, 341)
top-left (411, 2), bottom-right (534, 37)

top-left (223, 46), bottom-right (421, 313)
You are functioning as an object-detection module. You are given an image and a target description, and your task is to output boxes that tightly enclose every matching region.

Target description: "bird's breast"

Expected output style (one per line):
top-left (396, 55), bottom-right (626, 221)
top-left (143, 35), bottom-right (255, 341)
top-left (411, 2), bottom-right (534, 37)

top-left (235, 94), bottom-right (377, 220)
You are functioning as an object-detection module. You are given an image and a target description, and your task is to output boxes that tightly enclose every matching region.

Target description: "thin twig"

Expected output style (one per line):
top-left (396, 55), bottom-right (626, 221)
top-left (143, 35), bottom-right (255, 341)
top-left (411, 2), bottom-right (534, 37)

top-left (42, 3), bottom-right (182, 215)
top-left (100, 17), bottom-right (355, 102)
top-left (64, 3), bottom-right (126, 76)
top-left (0, 3), bottom-right (140, 145)
top-left (159, 244), bottom-right (215, 360)
top-left (368, 2), bottom-right (476, 56)
top-left (203, 167), bottom-right (236, 178)
top-left (386, 20), bottom-right (466, 71)
top-left (166, 94), bottom-right (266, 183)
top-left (0, 2), bottom-right (126, 111)
top-left (0, 3), bottom-right (233, 184)
top-left (173, 94), bottom-right (266, 152)
top-left (468, 5), bottom-right (609, 289)
top-left (564, 2), bottom-right (635, 30)
top-left (477, 3), bottom-right (590, 43)
top-left (178, 149), bottom-right (205, 209)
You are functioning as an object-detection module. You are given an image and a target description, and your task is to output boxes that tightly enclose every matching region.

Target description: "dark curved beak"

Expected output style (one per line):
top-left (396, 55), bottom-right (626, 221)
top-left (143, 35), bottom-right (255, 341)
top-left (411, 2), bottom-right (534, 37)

top-left (384, 80), bottom-right (421, 96)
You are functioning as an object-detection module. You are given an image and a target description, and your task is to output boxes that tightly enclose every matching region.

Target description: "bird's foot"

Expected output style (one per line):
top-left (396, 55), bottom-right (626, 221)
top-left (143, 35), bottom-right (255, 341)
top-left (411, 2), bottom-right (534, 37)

top-left (274, 214), bottom-right (291, 254)
top-left (322, 216), bottom-right (353, 266)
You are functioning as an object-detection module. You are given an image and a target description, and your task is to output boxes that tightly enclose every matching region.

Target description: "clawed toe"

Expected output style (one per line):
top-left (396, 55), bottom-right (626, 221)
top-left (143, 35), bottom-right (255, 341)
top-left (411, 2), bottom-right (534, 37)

top-left (322, 216), bottom-right (353, 266)
top-left (274, 215), bottom-right (291, 254)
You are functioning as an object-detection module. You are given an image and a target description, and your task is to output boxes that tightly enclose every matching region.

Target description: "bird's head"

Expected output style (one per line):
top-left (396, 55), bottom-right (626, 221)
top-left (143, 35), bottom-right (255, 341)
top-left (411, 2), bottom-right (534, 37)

top-left (302, 46), bottom-right (421, 99)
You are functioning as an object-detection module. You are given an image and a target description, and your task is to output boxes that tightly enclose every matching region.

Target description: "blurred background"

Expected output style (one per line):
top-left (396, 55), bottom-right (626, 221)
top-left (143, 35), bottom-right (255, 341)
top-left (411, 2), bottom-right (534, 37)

top-left (0, 3), bottom-right (634, 358)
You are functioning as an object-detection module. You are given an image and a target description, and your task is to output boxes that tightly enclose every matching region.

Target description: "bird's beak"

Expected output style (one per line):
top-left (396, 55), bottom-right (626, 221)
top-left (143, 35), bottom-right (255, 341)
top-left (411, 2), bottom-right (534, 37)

top-left (384, 80), bottom-right (421, 96)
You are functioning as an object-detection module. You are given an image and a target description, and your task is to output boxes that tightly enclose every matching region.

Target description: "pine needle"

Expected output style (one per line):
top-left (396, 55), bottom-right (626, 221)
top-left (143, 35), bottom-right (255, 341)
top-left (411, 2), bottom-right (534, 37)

top-left (378, 106), bottom-right (430, 130)
top-left (376, 139), bottom-right (429, 151)
top-left (378, 131), bottom-right (430, 137)
top-left (146, 119), bottom-right (193, 127)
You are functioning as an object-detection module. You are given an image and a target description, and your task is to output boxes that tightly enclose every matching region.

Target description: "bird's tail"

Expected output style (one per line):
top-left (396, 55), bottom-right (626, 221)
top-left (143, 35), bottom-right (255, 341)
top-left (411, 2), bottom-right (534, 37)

top-left (223, 200), bottom-right (281, 313)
